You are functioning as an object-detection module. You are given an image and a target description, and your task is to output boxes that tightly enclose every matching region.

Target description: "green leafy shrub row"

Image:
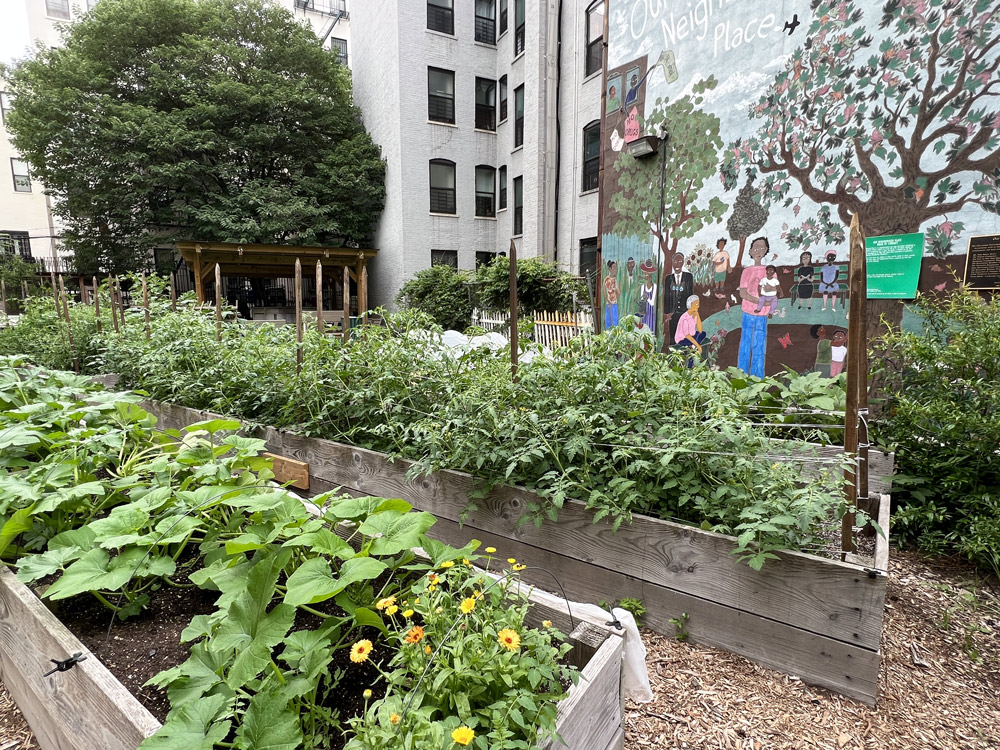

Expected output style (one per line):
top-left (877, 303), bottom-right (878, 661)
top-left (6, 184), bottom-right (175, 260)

top-left (0, 357), bottom-right (574, 749)
top-left (873, 288), bottom-right (1000, 577)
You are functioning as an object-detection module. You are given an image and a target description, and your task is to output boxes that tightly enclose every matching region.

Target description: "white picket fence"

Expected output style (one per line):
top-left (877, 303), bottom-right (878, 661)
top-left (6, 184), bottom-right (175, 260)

top-left (471, 309), bottom-right (594, 348)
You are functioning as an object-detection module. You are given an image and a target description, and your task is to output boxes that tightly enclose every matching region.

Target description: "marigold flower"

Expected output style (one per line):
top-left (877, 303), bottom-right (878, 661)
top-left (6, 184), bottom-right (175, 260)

top-left (485, 546), bottom-right (496, 554)
top-left (363, 689), bottom-right (372, 699)
top-left (405, 625), bottom-right (425, 644)
top-left (403, 609), bottom-right (415, 618)
top-left (512, 563), bottom-right (527, 571)
top-left (460, 597), bottom-right (476, 614)
top-left (386, 604), bottom-right (399, 616)
top-left (542, 620), bottom-right (552, 628)
top-left (428, 573), bottom-right (438, 583)
top-left (507, 558), bottom-right (517, 564)
top-left (375, 596), bottom-right (396, 611)
top-left (350, 640), bottom-right (373, 663)
top-left (440, 560), bottom-right (455, 569)
top-left (463, 558), bottom-right (471, 566)
top-left (424, 644), bottom-right (432, 654)
top-left (390, 713), bottom-right (401, 725)
top-left (498, 628), bottom-right (521, 651)
top-left (451, 726), bottom-right (475, 746)
top-left (473, 589), bottom-right (484, 600)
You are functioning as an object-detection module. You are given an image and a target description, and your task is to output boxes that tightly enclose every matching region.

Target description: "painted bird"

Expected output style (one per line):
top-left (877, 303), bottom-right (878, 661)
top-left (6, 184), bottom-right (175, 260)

top-left (784, 14), bottom-right (801, 35)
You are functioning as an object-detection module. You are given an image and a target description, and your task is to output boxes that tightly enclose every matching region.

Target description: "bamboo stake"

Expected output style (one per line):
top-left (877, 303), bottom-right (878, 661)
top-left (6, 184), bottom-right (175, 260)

top-left (142, 272), bottom-right (151, 340)
top-left (169, 273), bottom-right (177, 312)
top-left (93, 276), bottom-right (102, 334)
top-left (316, 260), bottom-right (324, 334)
top-left (58, 276), bottom-right (80, 374)
top-left (509, 239), bottom-right (519, 382)
top-left (214, 264), bottom-right (223, 343)
top-left (342, 265), bottom-right (350, 343)
top-left (841, 214), bottom-right (866, 557)
top-left (295, 258), bottom-right (303, 374)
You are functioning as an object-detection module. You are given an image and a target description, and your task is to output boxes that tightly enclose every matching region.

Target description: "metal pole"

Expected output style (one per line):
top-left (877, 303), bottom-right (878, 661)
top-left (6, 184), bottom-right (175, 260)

top-left (509, 238), bottom-right (519, 382)
top-left (214, 264), bottom-right (223, 343)
top-left (316, 260), bottom-right (324, 334)
top-left (841, 214), bottom-right (866, 557)
top-left (295, 258), bottom-right (303, 373)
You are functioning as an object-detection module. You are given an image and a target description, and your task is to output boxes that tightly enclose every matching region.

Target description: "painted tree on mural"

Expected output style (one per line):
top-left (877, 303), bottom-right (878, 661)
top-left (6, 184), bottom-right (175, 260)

top-left (721, 0), bottom-right (1000, 328)
top-left (725, 175), bottom-right (770, 269)
top-left (612, 78), bottom-right (728, 265)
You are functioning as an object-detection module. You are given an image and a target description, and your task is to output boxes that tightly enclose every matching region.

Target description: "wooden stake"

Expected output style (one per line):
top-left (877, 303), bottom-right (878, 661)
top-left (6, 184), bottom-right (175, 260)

top-left (316, 260), bottom-right (324, 334)
top-left (214, 264), bottom-right (223, 343)
top-left (50, 271), bottom-right (58, 306)
top-left (142, 272), bottom-right (150, 340)
top-left (169, 273), bottom-right (177, 312)
top-left (360, 263), bottom-right (369, 325)
top-left (108, 278), bottom-right (120, 334)
top-left (21, 281), bottom-right (28, 300)
top-left (58, 276), bottom-right (79, 374)
top-left (509, 239), bottom-right (519, 382)
top-left (93, 276), bottom-right (102, 334)
top-left (295, 258), bottom-right (303, 374)
top-left (114, 277), bottom-right (126, 330)
top-left (80, 280), bottom-right (89, 306)
top-left (1, 279), bottom-right (6, 316)
top-left (841, 214), bottom-right (866, 557)
top-left (342, 265), bottom-right (350, 343)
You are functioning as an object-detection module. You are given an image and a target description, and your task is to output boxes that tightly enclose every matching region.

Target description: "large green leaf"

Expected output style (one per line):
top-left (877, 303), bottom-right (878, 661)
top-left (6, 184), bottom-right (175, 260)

top-left (324, 495), bottom-right (411, 521)
top-left (147, 642), bottom-right (234, 709)
top-left (359, 510), bottom-right (436, 555)
top-left (0, 425), bottom-right (42, 451)
top-left (33, 481), bottom-right (106, 514)
top-left (281, 528), bottom-right (354, 559)
top-left (139, 693), bottom-right (231, 750)
top-left (89, 505), bottom-right (151, 548)
top-left (283, 556), bottom-right (387, 607)
top-left (234, 687), bottom-right (302, 750)
top-left (45, 548), bottom-right (176, 600)
top-left (0, 505), bottom-right (35, 556)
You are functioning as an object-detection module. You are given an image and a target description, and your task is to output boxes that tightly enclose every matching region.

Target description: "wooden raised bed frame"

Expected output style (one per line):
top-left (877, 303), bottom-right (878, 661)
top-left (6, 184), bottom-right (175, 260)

top-left (133, 393), bottom-right (891, 706)
top-left (0, 546), bottom-right (624, 750)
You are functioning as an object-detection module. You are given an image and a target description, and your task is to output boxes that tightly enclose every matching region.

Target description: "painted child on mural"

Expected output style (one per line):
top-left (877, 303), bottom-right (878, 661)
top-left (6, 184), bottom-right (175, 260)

top-left (754, 264), bottom-right (781, 318)
top-left (830, 329), bottom-right (848, 377)
top-left (819, 252), bottom-right (841, 311)
top-left (809, 324), bottom-right (832, 377)
top-left (737, 236), bottom-right (770, 377)
top-left (711, 238), bottom-right (730, 297)
top-left (603, 260), bottom-right (620, 329)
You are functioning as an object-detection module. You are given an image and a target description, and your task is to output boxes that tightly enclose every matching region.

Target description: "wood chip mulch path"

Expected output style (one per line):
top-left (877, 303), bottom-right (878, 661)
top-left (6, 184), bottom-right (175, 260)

top-left (625, 548), bottom-right (1000, 749)
top-left (1, 549), bottom-right (996, 750)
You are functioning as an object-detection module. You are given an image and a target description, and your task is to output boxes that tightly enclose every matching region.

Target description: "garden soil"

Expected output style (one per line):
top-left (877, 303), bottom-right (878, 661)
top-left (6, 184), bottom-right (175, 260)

top-left (1, 548), bottom-right (996, 749)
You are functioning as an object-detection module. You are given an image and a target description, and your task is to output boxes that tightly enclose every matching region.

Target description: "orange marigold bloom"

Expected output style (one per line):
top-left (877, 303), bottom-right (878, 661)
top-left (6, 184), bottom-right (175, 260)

top-left (375, 596), bottom-right (396, 611)
top-left (405, 625), bottom-right (425, 644)
top-left (498, 628), bottom-right (521, 651)
top-left (451, 726), bottom-right (475, 746)
top-left (350, 640), bottom-right (373, 663)
top-left (390, 713), bottom-right (401, 725)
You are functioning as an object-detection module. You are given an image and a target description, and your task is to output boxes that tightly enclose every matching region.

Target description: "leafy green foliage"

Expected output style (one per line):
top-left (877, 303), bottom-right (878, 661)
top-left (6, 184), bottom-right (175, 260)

top-left (395, 266), bottom-right (475, 331)
top-left (874, 288), bottom-right (1000, 577)
top-left (3, 0), bottom-right (385, 274)
top-left (474, 256), bottom-right (588, 314)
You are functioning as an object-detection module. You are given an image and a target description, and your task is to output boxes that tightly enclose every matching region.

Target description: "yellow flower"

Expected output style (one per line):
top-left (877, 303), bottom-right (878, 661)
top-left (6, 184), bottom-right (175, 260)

top-left (414, 597), bottom-right (421, 604)
top-left (375, 596), bottom-right (396, 611)
top-left (497, 628), bottom-right (521, 651)
top-left (485, 547), bottom-right (496, 554)
top-left (424, 644), bottom-right (432, 654)
top-left (350, 640), bottom-right (373, 663)
top-left (473, 589), bottom-right (484, 600)
top-left (460, 597), bottom-right (476, 614)
top-left (512, 563), bottom-right (527, 571)
top-left (429, 583), bottom-right (438, 591)
top-left (390, 713), bottom-right (401, 725)
top-left (542, 620), bottom-right (552, 628)
top-left (451, 726), bottom-right (475, 746)
top-left (440, 560), bottom-right (455, 569)
top-left (363, 689), bottom-right (372, 699)
top-left (507, 558), bottom-right (517, 564)
top-left (463, 558), bottom-right (472, 566)
top-left (386, 604), bottom-right (399, 616)
top-left (403, 609), bottom-right (414, 618)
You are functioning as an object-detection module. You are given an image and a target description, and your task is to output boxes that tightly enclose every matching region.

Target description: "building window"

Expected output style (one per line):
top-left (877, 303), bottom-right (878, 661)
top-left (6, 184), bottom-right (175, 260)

top-left (513, 176), bottom-right (523, 235)
top-left (428, 67), bottom-right (455, 124)
top-left (514, 0), bottom-right (525, 56)
top-left (0, 231), bottom-right (31, 259)
top-left (330, 37), bottom-right (348, 66)
top-left (580, 238), bottom-right (598, 282)
top-left (476, 251), bottom-right (497, 269)
top-left (498, 76), bottom-right (507, 122)
top-left (475, 166), bottom-right (496, 218)
top-left (427, 0), bottom-right (454, 35)
top-left (585, 0), bottom-right (604, 77)
top-left (582, 120), bottom-right (600, 192)
top-left (475, 0), bottom-right (496, 44)
top-left (295, 0), bottom-right (349, 16)
top-left (498, 166), bottom-right (507, 210)
top-left (475, 78), bottom-right (496, 131)
top-left (429, 160), bottom-right (456, 214)
top-left (11, 159), bottom-right (30, 193)
top-left (431, 249), bottom-right (458, 268)
top-left (87, 0), bottom-right (99, 9)
top-left (499, 0), bottom-right (507, 35)
top-left (0, 93), bottom-right (12, 125)
top-left (45, 0), bottom-right (70, 19)
top-left (514, 85), bottom-right (524, 147)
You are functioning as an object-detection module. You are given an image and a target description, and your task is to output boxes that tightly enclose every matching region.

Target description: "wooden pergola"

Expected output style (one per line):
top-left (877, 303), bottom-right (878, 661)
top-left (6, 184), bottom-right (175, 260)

top-left (175, 241), bottom-right (374, 311)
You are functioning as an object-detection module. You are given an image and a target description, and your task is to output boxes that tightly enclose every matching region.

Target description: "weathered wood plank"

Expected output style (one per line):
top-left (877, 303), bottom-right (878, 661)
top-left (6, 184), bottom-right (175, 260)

top-left (264, 452), bottom-right (309, 490)
top-left (874, 493), bottom-right (891, 574)
top-left (0, 568), bottom-right (160, 750)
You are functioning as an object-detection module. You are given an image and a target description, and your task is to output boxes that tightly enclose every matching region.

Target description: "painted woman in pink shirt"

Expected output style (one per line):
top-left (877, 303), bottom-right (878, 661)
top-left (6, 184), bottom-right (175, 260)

top-left (737, 236), bottom-right (770, 377)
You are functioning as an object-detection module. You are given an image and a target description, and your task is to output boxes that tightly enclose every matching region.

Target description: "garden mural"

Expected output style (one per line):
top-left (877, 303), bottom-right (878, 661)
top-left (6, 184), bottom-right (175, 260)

top-left (601, 0), bottom-right (1000, 375)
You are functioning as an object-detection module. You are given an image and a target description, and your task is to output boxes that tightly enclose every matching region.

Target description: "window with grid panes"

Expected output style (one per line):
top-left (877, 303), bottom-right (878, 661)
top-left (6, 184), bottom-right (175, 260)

top-left (582, 120), bottom-right (600, 191)
top-left (475, 0), bottom-right (496, 44)
top-left (514, 0), bottom-right (525, 55)
top-left (514, 85), bottom-right (524, 147)
top-left (475, 166), bottom-right (496, 217)
top-left (475, 78), bottom-right (496, 131)
top-left (428, 67), bottom-right (455, 124)
top-left (46, 0), bottom-right (70, 19)
top-left (429, 160), bottom-right (456, 214)
top-left (499, 0), bottom-right (508, 35)
top-left (498, 166), bottom-right (507, 210)
top-left (513, 176), bottom-right (523, 235)
top-left (331, 37), bottom-right (348, 66)
top-left (0, 231), bottom-right (31, 258)
top-left (431, 249), bottom-right (458, 268)
top-left (585, 0), bottom-right (604, 77)
top-left (427, 0), bottom-right (454, 34)
top-left (11, 159), bottom-right (30, 193)
top-left (499, 76), bottom-right (507, 121)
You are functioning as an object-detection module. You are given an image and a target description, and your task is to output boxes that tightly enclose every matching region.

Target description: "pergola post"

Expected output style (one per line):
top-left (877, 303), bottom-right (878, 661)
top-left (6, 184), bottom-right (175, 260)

top-left (194, 244), bottom-right (205, 304)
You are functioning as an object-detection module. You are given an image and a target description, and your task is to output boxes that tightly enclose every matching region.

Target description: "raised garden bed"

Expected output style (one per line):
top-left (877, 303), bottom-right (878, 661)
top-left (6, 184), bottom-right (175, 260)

top-left (134, 392), bottom-right (892, 706)
top-left (0, 565), bottom-right (623, 750)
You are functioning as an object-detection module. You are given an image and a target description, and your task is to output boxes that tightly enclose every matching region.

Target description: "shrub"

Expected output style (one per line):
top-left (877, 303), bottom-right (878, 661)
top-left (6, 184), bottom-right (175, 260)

top-left (396, 265), bottom-right (475, 331)
top-left (873, 287), bottom-right (1000, 576)
top-left (475, 256), bottom-right (587, 313)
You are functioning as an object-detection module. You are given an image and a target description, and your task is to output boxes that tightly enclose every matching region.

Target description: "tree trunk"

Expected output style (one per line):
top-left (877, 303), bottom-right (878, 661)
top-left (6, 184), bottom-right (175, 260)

top-left (734, 235), bottom-right (747, 269)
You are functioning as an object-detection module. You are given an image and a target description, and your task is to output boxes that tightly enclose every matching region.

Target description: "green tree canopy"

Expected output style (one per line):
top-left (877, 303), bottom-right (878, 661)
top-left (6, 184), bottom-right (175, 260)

top-left (3, 0), bottom-right (386, 275)
top-left (396, 265), bottom-right (475, 332)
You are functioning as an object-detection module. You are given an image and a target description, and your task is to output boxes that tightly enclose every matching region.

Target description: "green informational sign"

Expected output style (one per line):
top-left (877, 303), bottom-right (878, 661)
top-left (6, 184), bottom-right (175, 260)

top-left (865, 233), bottom-right (924, 299)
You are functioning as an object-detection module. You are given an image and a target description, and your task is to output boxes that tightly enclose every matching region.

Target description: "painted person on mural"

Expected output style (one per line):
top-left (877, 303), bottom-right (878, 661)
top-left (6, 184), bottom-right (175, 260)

top-left (737, 237), bottom-right (770, 377)
top-left (794, 251), bottom-right (815, 310)
top-left (663, 252), bottom-right (694, 346)
top-left (617, 256), bottom-right (640, 323)
top-left (712, 238), bottom-right (730, 295)
top-left (809, 324), bottom-right (832, 378)
top-left (638, 258), bottom-right (658, 333)
top-left (819, 252), bottom-right (841, 311)
top-left (674, 294), bottom-right (707, 367)
top-left (603, 261), bottom-right (620, 329)
top-left (830, 329), bottom-right (848, 377)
